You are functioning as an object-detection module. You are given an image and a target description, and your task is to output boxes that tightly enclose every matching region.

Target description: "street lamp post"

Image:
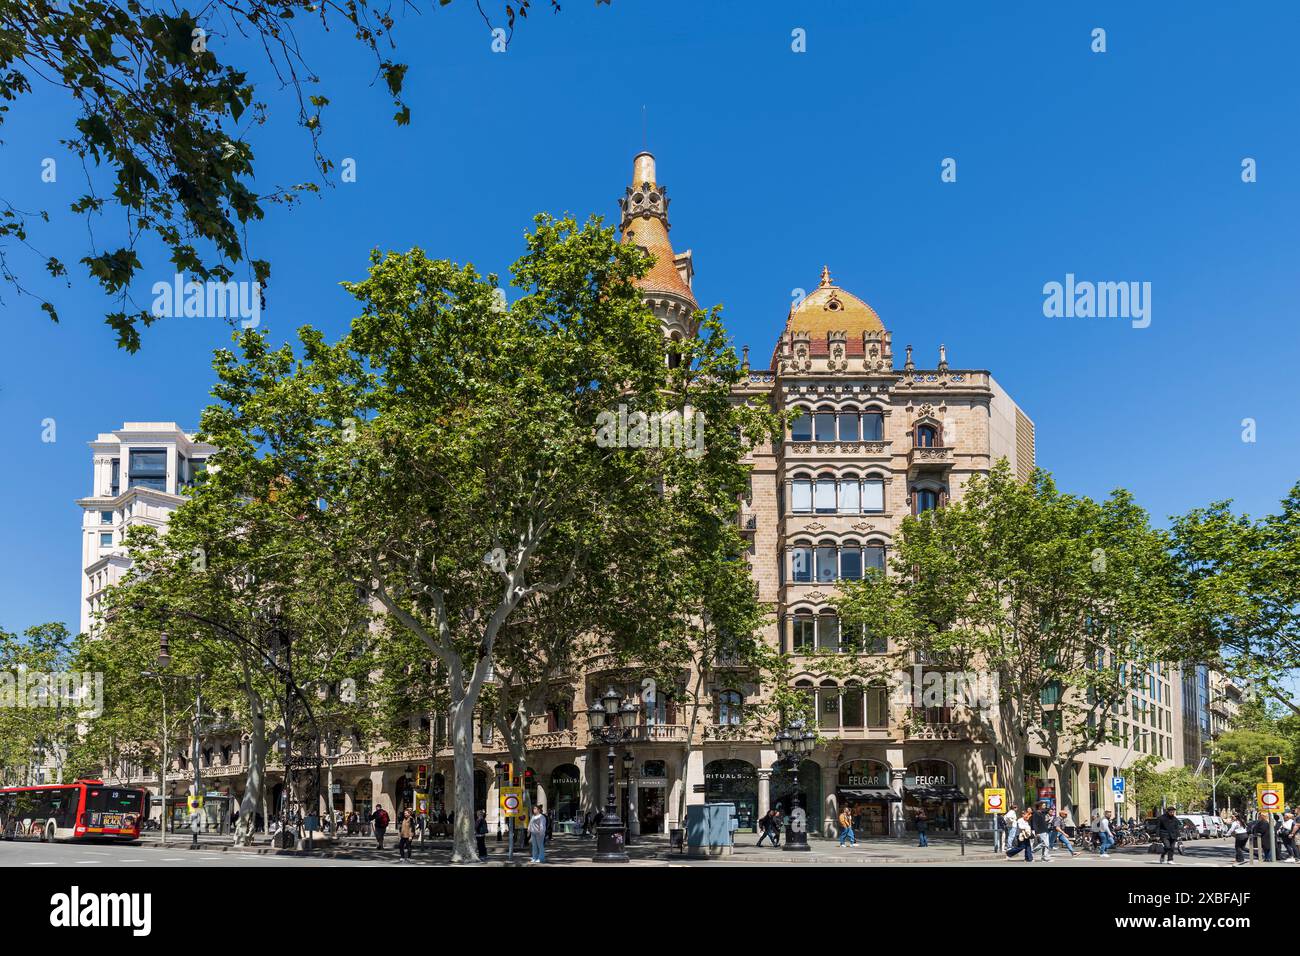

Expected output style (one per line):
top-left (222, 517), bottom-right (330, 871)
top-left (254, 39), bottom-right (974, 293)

top-left (774, 718), bottom-right (815, 852)
top-left (142, 631), bottom-right (204, 848)
top-left (586, 686), bottom-right (638, 863)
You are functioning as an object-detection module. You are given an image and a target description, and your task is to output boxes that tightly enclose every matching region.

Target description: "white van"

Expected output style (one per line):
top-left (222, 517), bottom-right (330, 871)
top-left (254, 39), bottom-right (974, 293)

top-left (1176, 813), bottom-right (1217, 838)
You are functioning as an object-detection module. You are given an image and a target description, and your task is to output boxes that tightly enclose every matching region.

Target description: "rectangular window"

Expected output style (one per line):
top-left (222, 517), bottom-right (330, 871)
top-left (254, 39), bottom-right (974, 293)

top-left (791, 480), bottom-right (812, 513)
top-left (817, 616), bottom-right (840, 652)
top-left (863, 479), bottom-right (885, 513)
top-left (838, 479), bottom-right (860, 513)
top-left (110, 458), bottom-right (120, 496)
top-left (863, 413), bottom-right (883, 441)
top-left (128, 449), bottom-right (168, 491)
top-left (866, 685), bottom-right (888, 727)
top-left (864, 545), bottom-right (886, 571)
top-left (99, 511), bottom-right (113, 525)
top-left (814, 413), bottom-right (837, 442)
top-left (99, 532), bottom-right (113, 548)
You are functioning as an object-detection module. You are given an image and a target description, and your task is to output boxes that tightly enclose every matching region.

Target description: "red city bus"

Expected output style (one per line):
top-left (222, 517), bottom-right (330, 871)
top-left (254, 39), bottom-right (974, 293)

top-left (0, 780), bottom-right (146, 842)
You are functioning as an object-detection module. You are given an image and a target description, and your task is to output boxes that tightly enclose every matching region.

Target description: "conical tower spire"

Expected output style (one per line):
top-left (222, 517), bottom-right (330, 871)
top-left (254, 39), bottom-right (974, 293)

top-left (617, 151), bottom-right (697, 331)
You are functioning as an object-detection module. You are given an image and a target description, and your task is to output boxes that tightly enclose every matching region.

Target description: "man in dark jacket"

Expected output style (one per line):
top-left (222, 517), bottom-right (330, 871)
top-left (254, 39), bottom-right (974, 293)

top-left (1031, 803), bottom-right (1052, 862)
top-left (1156, 807), bottom-right (1181, 864)
top-left (370, 806), bottom-right (389, 850)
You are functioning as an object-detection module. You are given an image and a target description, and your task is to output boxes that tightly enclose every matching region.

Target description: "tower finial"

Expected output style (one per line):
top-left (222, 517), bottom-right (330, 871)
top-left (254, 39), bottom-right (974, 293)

top-left (632, 150), bottom-right (656, 186)
top-left (819, 265), bottom-right (832, 287)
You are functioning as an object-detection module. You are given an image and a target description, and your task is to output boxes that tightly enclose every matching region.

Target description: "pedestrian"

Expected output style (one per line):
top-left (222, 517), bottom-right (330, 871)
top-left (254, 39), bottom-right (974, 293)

top-left (1050, 806), bottom-right (1076, 857)
top-left (1031, 802), bottom-right (1051, 861)
top-left (528, 805), bottom-right (547, 863)
top-left (544, 808), bottom-right (553, 845)
top-left (1001, 805), bottom-right (1019, 854)
top-left (1096, 810), bottom-right (1115, 857)
top-left (769, 806), bottom-right (784, 847)
top-left (370, 805), bottom-right (389, 850)
top-left (756, 809), bottom-right (776, 847)
top-left (1228, 813), bottom-right (1250, 865)
top-left (474, 809), bottom-right (488, 860)
top-left (1155, 806), bottom-right (1181, 864)
top-left (397, 808), bottom-right (414, 862)
top-left (1005, 808), bottom-right (1033, 861)
top-left (915, 808), bottom-right (929, 848)
top-left (1278, 811), bottom-right (1298, 862)
top-left (837, 805), bottom-right (857, 847)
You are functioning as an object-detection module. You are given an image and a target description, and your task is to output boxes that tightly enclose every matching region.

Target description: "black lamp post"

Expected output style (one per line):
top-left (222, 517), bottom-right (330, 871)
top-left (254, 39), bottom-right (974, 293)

top-left (774, 717), bottom-right (815, 852)
top-left (586, 686), bottom-right (638, 863)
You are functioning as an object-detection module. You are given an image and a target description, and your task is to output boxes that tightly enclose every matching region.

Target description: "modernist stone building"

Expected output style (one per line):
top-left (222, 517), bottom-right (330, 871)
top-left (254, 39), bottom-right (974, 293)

top-left (91, 152), bottom-right (1204, 837)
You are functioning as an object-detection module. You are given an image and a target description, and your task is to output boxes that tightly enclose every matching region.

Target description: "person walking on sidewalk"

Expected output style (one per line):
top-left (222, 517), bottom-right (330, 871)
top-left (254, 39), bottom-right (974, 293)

top-left (1228, 814), bottom-right (1250, 865)
top-left (756, 809), bottom-right (777, 847)
top-left (1050, 807), bottom-right (1076, 857)
top-left (370, 805), bottom-right (389, 850)
top-left (1001, 805), bottom-right (1019, 854)
top-left (915, 809), bottom-right (929, 848)
top-left (1031, 802), bottom-right (1052, 861)
top-left (1005, 808), bottom-right (1034, 861)
top-left (528, 805), bottom-right (547, 863)
top-left (837, 806), bottom-right (857, 847)
top-left (1156, 806), bottom-right (1181, 864)
top-left (397, 809), bottom-right (414, 862)
top-left (475, 809), bottom-right (488, 860)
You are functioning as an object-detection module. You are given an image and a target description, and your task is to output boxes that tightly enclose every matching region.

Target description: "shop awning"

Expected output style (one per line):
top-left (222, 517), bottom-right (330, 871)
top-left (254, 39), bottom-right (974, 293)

top-left (837, 787), bottom-right (901, 802)
top-left (905, 785), bottom-right (969, 803)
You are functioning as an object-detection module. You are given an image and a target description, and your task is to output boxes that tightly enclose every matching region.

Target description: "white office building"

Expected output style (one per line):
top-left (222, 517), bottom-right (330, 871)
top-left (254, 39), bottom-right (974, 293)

top-left (75, 423), bottom-right (216, 633)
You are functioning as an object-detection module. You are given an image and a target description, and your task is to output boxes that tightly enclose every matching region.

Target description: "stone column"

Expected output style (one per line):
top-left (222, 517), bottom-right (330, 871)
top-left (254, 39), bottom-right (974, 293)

top-left (757, 768), bottom-right (772, 819)
top-left (822, 763), bottom-right (838, 838)
top-left (890, 767), bottom-right (907, 838)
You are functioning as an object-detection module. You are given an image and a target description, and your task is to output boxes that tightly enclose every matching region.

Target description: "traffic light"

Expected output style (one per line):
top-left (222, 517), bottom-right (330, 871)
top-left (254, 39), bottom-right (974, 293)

top-left (416, 764), bottom-right (427, 789)
top-left (501, 762), bottom-right (513, 786)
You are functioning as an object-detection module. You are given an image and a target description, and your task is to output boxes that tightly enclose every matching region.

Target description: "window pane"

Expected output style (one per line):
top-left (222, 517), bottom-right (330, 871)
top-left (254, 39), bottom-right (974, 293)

top-left (814, 413), bottom-right (837, 442)
top-left (866, 686), bottom-right (888, 727)
top-left (815, 547), bottom-right (837, 583)
top-left (99, 511), bottom-right (113, 525)
top-left (818, 615), bottom-right (839, 652)
top-left (840, 548), bottom-right (862, 580)
top-left (839, 414), bottom-right (860, 442)
top-left (916, 425), bottom-right (936, 447)
top-left (916, 489), bottom-right (939, 512)
top-left (863, 413), bottom-right (884, 441)
top-left (838, 479), bottom-right (860, 513)
top-left (842, 689), bottom-right (864, 727)
top-left (791, 413), bottom-right (812, 442)
top-left (863, 480), bottom-right (885, 512)
top-left (791, 480), bottom-right (812, 513)
top-left (864, 545), bottom-right (885, 571)
top-left (100, 532), bottom-right (112, 547)
top-left (792, 616), bottom-right (815, 653)
top-left (791, 547), bottom-right (812, 583)
top-left (814, 479), bottom-right (836, 513)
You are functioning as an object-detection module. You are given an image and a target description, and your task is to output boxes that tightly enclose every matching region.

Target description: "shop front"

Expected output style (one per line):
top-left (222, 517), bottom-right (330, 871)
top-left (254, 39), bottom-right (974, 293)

top-left (550, 765), bottom-right (581, 822)
top-left (770, 759), bottom-right (822, 834)
top-left (835, 759), bottom-right (898, 836)
top-left (704, 759), bottom-right (758, 833)
top-left (903, 759), bottom-right (967, 833)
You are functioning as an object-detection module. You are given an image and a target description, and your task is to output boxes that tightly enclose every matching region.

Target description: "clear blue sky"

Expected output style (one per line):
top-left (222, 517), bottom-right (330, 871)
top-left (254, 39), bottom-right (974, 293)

top-left (1, 0), bottom-right (1297, 637)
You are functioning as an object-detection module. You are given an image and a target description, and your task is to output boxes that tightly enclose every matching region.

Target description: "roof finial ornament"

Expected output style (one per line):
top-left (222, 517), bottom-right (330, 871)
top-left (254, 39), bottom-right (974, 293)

top-left (819, 265), bottom-right (832, 287)
top-left (741, 345), bottom-right (750, 371)
top-left (938, 343), bottom-right (948, 371)
top-left (904, 344), bottom-right (914, 370)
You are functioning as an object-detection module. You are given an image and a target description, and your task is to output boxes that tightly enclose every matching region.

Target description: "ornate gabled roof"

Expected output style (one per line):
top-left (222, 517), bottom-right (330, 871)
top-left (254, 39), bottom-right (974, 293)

top-left (618, 152), bottom-right (697, 307)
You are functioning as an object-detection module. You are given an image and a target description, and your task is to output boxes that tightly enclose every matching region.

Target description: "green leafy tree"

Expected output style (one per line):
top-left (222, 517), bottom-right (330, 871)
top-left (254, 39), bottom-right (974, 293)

top-left (0, 0), bottom-right (605, 349)
top-left (0, 623), bottom-right (83, 786)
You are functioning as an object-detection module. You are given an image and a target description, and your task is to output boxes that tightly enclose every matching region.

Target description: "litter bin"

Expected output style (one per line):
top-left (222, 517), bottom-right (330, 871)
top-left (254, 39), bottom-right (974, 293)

top-left (686, 803), bottom-right (736, 858)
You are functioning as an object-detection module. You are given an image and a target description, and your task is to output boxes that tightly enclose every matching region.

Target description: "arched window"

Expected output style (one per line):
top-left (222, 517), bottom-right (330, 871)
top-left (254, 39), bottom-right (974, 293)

top-left (840, 540), bottom-right (863, 580)
top-left (863, 411), bottom-right (884, 441)
top-left (817, 611), bottom-right (841, 653)
top-left (791, 411), bottom-right (812, 442)
top-left (864, 543), bottom-right (886, 571)
top-left (790, 475), bottom-right (812, 513)
top-left (863, 477), bottom-right (885, 513)
top-left (914, 488), bottom-right (940, 514)
top-left (838, 474), bottom-right (861, 513)
top-left (814, 410), bottom-right (837, 442)
top-left (790, 545), bottom-right (812, 583)
top-left (791, 613), bottom-right (815, 653)
top-left (667, 332), bottom-right (683, 370)
top-left (813, 475), bottom-right (837, 513)
top-left (818, 679), bottom-right (840, 729)
top-left (842, 680), bottom-right (864, 728)
top-left (814, 544), bottom-right (837, 583)
top-left (916, 424), bottom-right (938, 448)
top-left (718, 690), bottom-right (743, 726)
top-left (839, 410), bottom-right (860, 442)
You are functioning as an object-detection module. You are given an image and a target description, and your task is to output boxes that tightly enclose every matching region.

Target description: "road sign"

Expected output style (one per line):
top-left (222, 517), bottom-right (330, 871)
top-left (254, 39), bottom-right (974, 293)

top-left (983, 788), bottom-right (1007, 814)
top-left (1257, 783), bottom-right (1284, 814)
top-left (500, 786), bottom-right (525, 819)
top-left (186, 794), bottom-right (204, 812)
top-left (1114, 792), bottom-right (1125, 804)
top-left (1112, 776), bottom-right (1125, 794)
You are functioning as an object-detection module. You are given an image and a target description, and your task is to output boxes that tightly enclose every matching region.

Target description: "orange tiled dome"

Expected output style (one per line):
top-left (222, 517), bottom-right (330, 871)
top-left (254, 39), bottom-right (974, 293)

top-left (786, 266), bottom-right (884, 338)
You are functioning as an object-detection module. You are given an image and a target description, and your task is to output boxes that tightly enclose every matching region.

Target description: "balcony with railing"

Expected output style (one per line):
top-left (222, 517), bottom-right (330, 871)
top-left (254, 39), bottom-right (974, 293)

top-left (907, 445), bottom-right (953, 475)
top-left (588, 723), bottom-right (688, 746)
